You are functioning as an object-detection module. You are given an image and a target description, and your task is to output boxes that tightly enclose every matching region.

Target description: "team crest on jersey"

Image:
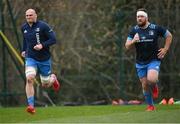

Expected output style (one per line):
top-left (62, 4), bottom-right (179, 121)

top-left (49, 29), bottom-right (53, 32)
top-left (35, 28), bottom-right (40, 32)
top-left (149, 30), bottom-right (154, 35)
top-left (24, 30), bottom-right (27, 33)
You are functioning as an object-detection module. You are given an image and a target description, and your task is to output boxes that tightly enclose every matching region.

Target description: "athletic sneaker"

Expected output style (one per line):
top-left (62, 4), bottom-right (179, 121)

top-left (51, 74), bottom-right (60, 92)
top-left (146, 105), bottom-right (156, 111)
top-left (26, 105), bottom-right (35, 114)
top-left (152, 84), bottom-right (159, 99)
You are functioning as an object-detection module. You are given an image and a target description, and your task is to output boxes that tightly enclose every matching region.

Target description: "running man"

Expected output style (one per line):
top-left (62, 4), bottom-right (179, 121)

top-left (125, 8), bottom-right (172, 111)
top-left (21, 8), bottom-right (60, 114)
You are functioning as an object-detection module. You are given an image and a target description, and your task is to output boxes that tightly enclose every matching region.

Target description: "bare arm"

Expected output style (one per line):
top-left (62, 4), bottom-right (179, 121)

top-left (158, 31), bottom-right (173, 59)
top-left (125, 33), bottom-right (139, 50)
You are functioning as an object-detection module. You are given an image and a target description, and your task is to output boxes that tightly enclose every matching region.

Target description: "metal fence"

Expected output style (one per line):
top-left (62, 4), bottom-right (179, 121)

top-left (0, 0), bottom-right (180, 106)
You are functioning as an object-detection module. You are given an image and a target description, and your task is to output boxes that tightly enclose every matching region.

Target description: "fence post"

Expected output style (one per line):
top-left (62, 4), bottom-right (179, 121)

top-left (114, 10), bottom-right (126, 99)
top-left (0, 0), bottom-right (8, 106)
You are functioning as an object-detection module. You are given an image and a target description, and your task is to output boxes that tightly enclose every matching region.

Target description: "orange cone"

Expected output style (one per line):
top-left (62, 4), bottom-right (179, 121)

top-left (159, 98), bottom-right (167, 105)
top-left (168, 97), bottom-right (174, 105)
top-left (112, 100), bottom-right (119, 105)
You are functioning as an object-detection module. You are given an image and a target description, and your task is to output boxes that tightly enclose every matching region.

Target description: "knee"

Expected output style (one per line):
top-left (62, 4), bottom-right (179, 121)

top-left (40, 75), bottom-right (51, 88)
top-left (40, 74), bottom-right (56, 84)
top-left (147, 70), bottom-right (159, 83)
top-left (40, 75), bottom-right (50, 84)
top-left (147, 78), bottom-right (158, 83)
top-left (26, 75), bottom-right (35, 84)
top-left (25, 66), bottom-right (36, 83)
top-left (40, 75), bottom-right (56, 88)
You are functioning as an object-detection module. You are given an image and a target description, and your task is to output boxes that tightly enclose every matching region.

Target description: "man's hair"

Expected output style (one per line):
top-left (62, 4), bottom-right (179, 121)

top-left (137, 8), bottom-right (148, 14)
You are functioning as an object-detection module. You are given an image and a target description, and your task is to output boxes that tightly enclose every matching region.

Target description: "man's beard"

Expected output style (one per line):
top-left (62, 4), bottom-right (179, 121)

top-left (137, 21), bottom-right (146, 27)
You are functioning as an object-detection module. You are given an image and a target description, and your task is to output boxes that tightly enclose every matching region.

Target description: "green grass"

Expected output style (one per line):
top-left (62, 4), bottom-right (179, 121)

top-left (0, 105), bottom-right (180, 123)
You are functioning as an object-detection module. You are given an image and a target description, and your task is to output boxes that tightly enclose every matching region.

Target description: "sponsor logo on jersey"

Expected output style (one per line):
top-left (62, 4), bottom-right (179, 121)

top-left (49, 29), bottom-right (53, 32)
top-left (35, 28), bottom-right (40, 32)
top-left (36, 33), bottom-right (40, 44)
top-left (141, 36), bottom-right (146, 40)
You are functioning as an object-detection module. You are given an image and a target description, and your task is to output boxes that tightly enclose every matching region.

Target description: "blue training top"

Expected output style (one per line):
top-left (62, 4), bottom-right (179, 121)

top-left (21, 20), bottom-right (56, 61)
top-left (127, 23), bottom-right (168, 64)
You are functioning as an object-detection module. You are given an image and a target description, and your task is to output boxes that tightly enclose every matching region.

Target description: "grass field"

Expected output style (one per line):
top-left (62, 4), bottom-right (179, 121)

top-left (0, 105), bottom-right (180, 123)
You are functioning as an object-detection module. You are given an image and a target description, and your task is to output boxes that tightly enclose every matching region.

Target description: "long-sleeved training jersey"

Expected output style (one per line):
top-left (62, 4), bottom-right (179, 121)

top-left (21, 20), bottom-right (56, 61)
